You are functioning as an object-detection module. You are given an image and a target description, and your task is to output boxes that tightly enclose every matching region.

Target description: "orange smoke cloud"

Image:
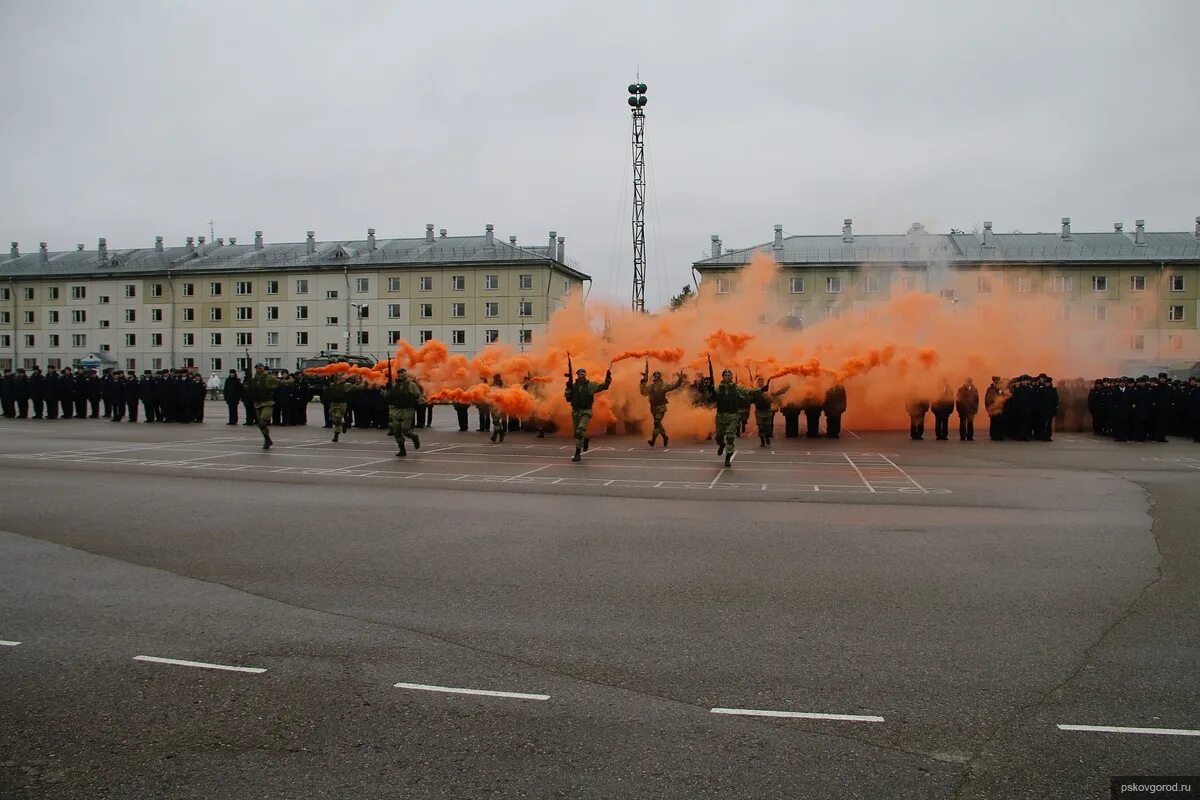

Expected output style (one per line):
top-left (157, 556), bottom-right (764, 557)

top-left (611, 347), bottom-right (685, 364)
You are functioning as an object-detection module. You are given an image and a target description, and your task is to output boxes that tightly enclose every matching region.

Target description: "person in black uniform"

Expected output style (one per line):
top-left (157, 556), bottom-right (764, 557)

top-left (955, 377), bottom-right (979, 441)
top-left (138, 371), bottom-right (156, 422)
top-left (101, 370), bottom-right (116, 418)
top-left (43, 366), bottom-right (61, 419)
top-left (121, 372), bottom-right (137, 421)
top-left (12, 368), bottom-right (29, 418)
top-left (474, 377), bottom-right (491, 432)
top-left (190, 373), bottom-right (206, 422)
top-left (453, 401), bottom-right (470, 431)
top-left (802, 393), bottom-right (823, 438)
top-left (109, 371), bottom-right (125, 420)
top-left (224, 369), bottom-right (243, 425)
top-left (86, 369), bottom-right (102, 418)
top-left (1033, 374), bottom-right (1058, 441)
top-left (823, 382), bottom-right (847, 439)
top-left (58, 367), bottom-right (74, 419)
top-left (1188, 377), bottom-right (1200, 442)
top-left (1150, 373), bottom-right (1170, 442)
top-left (72, 368), bottom-right (88, 419)
top-left (985, 376), bottom-right (1005, 441)
top-left (1087, 379), bottom-right (1105, 436)
top-left (931, 381), bottom-right (955, 441)
top-left (0, 368), bottom-right (13, 418)
top-left (906, 393), bottom-right (930, 440)
top-left (29, 365), bottom-right (45, 419)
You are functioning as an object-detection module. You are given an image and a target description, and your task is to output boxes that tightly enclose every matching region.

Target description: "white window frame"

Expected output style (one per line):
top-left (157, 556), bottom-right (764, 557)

top-left (715, 278), bottom-right (731, 295)
top-left (236, 307), bottom-right (253, 321)
top-left (388, 303), bottom-right (402, 319)
top-left (826, 276), bottom-right (842, 294)
top-left (419, 330), bottom-right (433, 343)
top-left (388, 277), bottom-right (402, 292)
top-left (296, 331), bottom-right (309, 346)
top-left (266, 280), bottom-right (280, 295)
top-left (296, 305), bottom-right (309, 320)
top-left (1168, 275), bottom-right (1185, 292)
top-left (1130, 334), bottom-right (1145, 351)
top-left (209, 307), bottom-right (222, 321)
top-left (419, 304), bottom-right (433, 319)
top-left (355, 277), bottom-right (369, 293)
top-left (484, 302), bottom-right (499, 318)
top-left (1014, 275), bottom-right (1032, 293)
top-left (182, 333), bottom-right (195, 347)
top-left (235, 281), bottom-right (253, 295)
top-left (266, 306), bottom-right (279, 320)
top-left (72, 334), bottom-right (86, 347)
top-left (1051, 275), bottom-right (1071, 292)
top-left (236, 332), bottom-right (253, 346)
top-left (1092, 305), bottom-right (1107, 322)
top-left (124, 284), bottom-right (137, 298)
top-left (1091, 275), bottom-right (1108, 292)
top-left (451, 330), bottom-right (466, 345)
top-left (485, 274), bottom-right (499, 290)
top-left (182, 307), bottom-right (195, 321)
top-left (295, 279), bottom-right (309, 294)
top-left (325, 290), bottom-right (339, 300)
top-left (788, 277), bottom-right (805, 294)
top-left (451, 302), bottom-right (466, 318)
top-left (519, 329), bottom-right (533, 345)
top-left (1168, 305), bottom-right (1186, 321)
top-left (518, 301), bottom-right (533, 317)
top-left (451, 275), bottom-right (466, 291)
top-left (1130, 275), bottom-right (1146, 292)
top-left (210, 333), bottom-right (222, 346)
top-left (150, 333), bottom-right (163, 347)
top-left (485, 329), bottom-right (499, 343)
top-left (518, 274), bottom-right (534, 291)
top-left (124, 309), bottom-right (136, 322)
top-left (209, 281), bottom-right (222, 296)
top-left (266, 331), bottom-right (279, 347)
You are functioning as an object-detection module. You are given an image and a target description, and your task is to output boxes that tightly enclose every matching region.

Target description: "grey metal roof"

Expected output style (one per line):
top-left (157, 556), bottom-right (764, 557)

top-left (696, 229), bottom-right (1200, 268)
top-left (1, 232), bottom-right (589, 282)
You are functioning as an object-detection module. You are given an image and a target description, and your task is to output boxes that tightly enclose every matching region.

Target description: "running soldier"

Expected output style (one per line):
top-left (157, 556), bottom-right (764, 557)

top-left (384, 367), bottom-right (424, 456)
top-left (321, 375), bottom-right (363, 443)
top-left (247, 363), bottom-right (291, 449)
top-left (565, 366), bottom-right (612, 462)
top-left (712, 368), bottom-right (770, 467)
top-left (752, 376), bottom-right (788, 447)
top-left (640, 369), bottom-right (686, 447)
top-left (489, 374), bottom-right (507, 443)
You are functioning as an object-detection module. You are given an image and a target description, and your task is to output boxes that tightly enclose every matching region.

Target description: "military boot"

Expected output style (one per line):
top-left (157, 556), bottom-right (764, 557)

top-left (647, 435), bottom-right (656, 447)
top-left (412, 434), bottom-right (420, 450)
top-left (396, 440), bottom-right (407, 457)
top-left (717, 442), bottom-right (725, 456)
top-left (571, 447), bottom-right (582, 463)
top-left (333, 430), bottom-right (340, 443)
top-left (490, 431), bottom-right (498, 443)
top-left (583, 438), bottom-right (590, 452)
top-left (662, 435), bottom-right (669, 448)
top-left (724, 451), bottom-right (733, 467)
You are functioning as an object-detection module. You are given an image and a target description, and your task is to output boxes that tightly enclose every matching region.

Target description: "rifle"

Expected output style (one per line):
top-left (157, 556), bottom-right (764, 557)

top-left (707, 353), bottom-right (715, 387)
top-left (386, 355), bottom-right (393, 388)
top-left (566, 352), bottom-right (574, 388)
top-left (642, 358), bottom-right (650, 384)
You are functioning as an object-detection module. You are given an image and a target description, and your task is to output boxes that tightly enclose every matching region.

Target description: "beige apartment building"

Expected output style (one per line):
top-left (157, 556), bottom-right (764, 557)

top-left (0, 225), bottom-right (588, 373)
top-left (695, 217), bottom-right (1200, 371)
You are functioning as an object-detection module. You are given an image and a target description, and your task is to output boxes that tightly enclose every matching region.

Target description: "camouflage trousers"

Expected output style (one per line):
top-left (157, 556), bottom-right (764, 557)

top-left (329, 402), bottom-right (348, 430)
top-left (571, 409), bottom-right (593, 446)
top-left (389, 407), bottom-right (417, 441)
top-left (491, 408), bottom-right (508, 434)
top-left (254, 402), bottom-right (274, 428)
top-left (649, 404), bottom-right (668, 439)
top-left (755, 409), bottom-right (776, 439)
top-left (715, 412), bottom-right (740, 453)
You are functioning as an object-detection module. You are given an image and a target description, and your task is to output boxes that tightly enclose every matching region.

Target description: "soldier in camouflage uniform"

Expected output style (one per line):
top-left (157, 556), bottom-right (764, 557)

top-left (384, 368), bottom-right (424, 457)
top-left (640, 369), bottom-right (686, 448)
top-left (752, 376), bottom-right (789, 447)
top-left (565, 366), bottom-right (611, 462)
top-left (321, 375), bottom-right (363, 443)
top-left (247, 363), bottom-right (292, 449)
top-left (488, 374), bottom-right (507, 443)
top-left (712, 368), bottom-right (770, 467)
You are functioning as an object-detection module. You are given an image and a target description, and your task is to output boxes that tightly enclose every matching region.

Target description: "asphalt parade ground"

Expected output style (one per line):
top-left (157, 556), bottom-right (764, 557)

top-left (1, 405), bottom-right (1197, 799)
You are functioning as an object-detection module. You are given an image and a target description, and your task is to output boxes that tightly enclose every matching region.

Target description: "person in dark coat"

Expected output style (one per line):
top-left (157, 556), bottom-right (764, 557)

top-left (0, 369), bottom-right (13, 418)
top-left (72, 368), bottom-right (89, 418)
top-left (189, 374), bottom-right (206, 422)
top-left (139, 371), bottom-right (157, 422)
top-left (86, 369), bottom-right (102, 417)
top-left (822, 383), bottom-right (847, 439)
top-left (273, 370), bottom-right (294, 425)
top-left (906, 394), bottom-right (930, 440)
top-left (121, 372), bottom-right (138, 421)
top-left (1150, 373), bottom-right (1171, 442)
top-left (43, 366), bottom-right (61, 419)
top-left (224, 370), bottom-right (243, 425)
top-left (101, 371), bottom-right (116, 418)
top-left (58, 367), bottom-right (74, 419)
top-left (955, 377), bottom-right (979, 441)
top-left (802, 394), bottom-right (823, 438)
top-left (931, 382), bottom-right (955, 441)
top-left (109, 371), bottom-right (125, 420)
top-left (1033, 374), bottom-right (1058, 441)
top-left (1188, 378), bottom-right (1200, 443)
top-left (12, 368), bottom-right (29, 418)
top-left (453, 401), bottom-right (470, 431)
top-left (28, 366), bottom-right (45, 419)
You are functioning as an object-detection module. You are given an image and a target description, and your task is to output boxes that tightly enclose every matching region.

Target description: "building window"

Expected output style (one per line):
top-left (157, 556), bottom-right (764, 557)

top-left (124, 284), bottom-right (136, 298)
top-left (355, 277), bottom-right (369, 293)
top-left (388, 303), bottom-right (403, 318)
top-left (485, 329), bottom-right (499, 343)
top-left (235, 281), bottom-right (253, 295)
top-left (211, 358), bottom-right (222, 372)
top-left (266, 280), bottom-right (279, 295)
top-left (0, 334), bottom-right (9, 348)
top-left (1091, 276), bottom-right (1108, 292)
top-left (182, 283), bottom-right (195, 297)
top-left (236, 307), bottom-right (253, 321)
top-left (1168, 334), bottom-right (1183, 351)
top-left (99, 296), bottom-right (110, 304)
top-left (451, 330), bottom-right (465, 345)
top-left (1130, 275), bottom-right (1146, 292)
top-left (356, 330), bottom-right (369, 345)
top-left (518, 300), bottom-right (533, 317)
top-left (325, 343), bottom-right (339, 351)
top-left (266, 331), bottom-right (279, 347)
top-left (296, 305), bottom-right (309, 320)
top-left (124, 309), bottom-right (136, 322)
top-left (209, 282), bottom-right (222, 296)
top-left (485, 274), bottom-right (499, 290)
top-left (419, 330), bottom-right (433, 343)
top-left (99, 320), bottom-right (110, 328)
top-left (182, 307), bottom-right (195, 321)
top-left (125, 334), bottom-right (137, 347)
top-left (388, 277), bottom-right (402, 292)
top-left (182, 333), bottom-right (195, 347)
top-left (451, 275), bottom-right (466, 291)
top-left (72, 309), bottom-right (87, 323)
top-left (49, 334), bottom-right (60, 347)
top-left (1130, 334), bottom-right (1145, 351)
top-left (47, 310), bottom-right (59, 323)
top-left (236, 332), bottom-right (253, 346)
top-left (124, 358), bottom-right (135, 370)
top-left (1169, 275), bottom-right (1185, 292)
top-left (519, 274), bottom-right (533, 290)
top-left (23, 334), bottom-right (34, 347)
top-left (325, 316), bottom-right (339, 325)
top-left (419, 276), bottom-right (433, 292)
top-left (519, 329), bottom-right (533, 345)
top-left (977, 276), bottom-right (993, 294)
top-left (1131, 305), bottom-right (1146, 322)
top-left (48, 287), bottom-right (60, 300)
top-left (1051, 276), bottom-right (1071, 292)
top-left (1093, 305), bottom-right (1108, 322)
top-left (151, 308), bottom-right (163, 322)
top-left (451, 302), bottom-right (466, 318)
top-left (72, 334), bottom-right (87, 347)
top-left (181, 357), bottom-right (195, 369)
top-left (0, 311), bottom-right (8, 323)
top-left (264, 357), bottom-right (281, 369)
top-left (22, 287), bottom-right (34, 300)
top-left (484, 302), bottom-right (499, 317)
top-left (209, 307), bottom-right (222, 321)
top-left (789, 277), bottom-right (805, 294)
top-left (23, 310), bottom-right (34, 324)
top-left (150, 333), bottom-right (163, 347)
top-left (864, 276), bottom-right (880, 293)
top-left (325, 290), bottom-right (339, 300)
top-left (355, 305), bottom-right (368, 319)
top-left (826, 277), bottom-right (842, 294)
top-left (210, 333), bottom-right (222, 346)
top-left (296, 331), bottom-right (309, 346)
top-left (98, 344), bottom-right (109, 353)
top-left (419, 303), bottom-right (433, 318)
top-left (150, 358), bottom-right (163, 370)
top-left (71, 285), bottom-right (86, 299)
top-left (266, 306), bottom-right (279, 320)
top-left (296, 279), bottom-right (309, 294)
top-left (715, 278), bottom-right (731, 294)
top-left (1014, 275), bottom-right (1032, 293)
top-left (1168, 305), bottom-right (1186, 321)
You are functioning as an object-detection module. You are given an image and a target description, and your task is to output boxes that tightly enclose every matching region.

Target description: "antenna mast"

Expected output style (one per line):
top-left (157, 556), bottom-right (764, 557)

top-left (627, 79), bottom-right (648, 312)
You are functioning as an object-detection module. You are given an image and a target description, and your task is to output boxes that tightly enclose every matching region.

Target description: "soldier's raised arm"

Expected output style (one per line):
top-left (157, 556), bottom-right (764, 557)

top-left (597, 369), bottom-right (612, 392)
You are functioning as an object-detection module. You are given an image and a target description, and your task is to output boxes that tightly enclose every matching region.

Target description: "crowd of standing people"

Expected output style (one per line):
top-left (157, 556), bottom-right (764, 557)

top-left (0, 365), bottom-right (208, 423)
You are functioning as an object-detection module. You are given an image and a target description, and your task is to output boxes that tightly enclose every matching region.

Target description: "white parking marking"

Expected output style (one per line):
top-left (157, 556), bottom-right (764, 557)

top-left (711, 707), bottom-right (884, 723)
top-left (133, 655), bottom-right (267, 674)
top-left (0, 640), bottom-right (21, 646)
top-left (504, 464), bottom-right (551, 482)
top-left (1057, 724), bottom-right (1200, 737)
top-left (394, 682), bottom-right (549, 701)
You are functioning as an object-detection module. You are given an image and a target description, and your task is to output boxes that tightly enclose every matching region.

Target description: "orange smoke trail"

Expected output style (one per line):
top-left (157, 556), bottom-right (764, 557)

top-left (611, 347), bottom-right (685, 363)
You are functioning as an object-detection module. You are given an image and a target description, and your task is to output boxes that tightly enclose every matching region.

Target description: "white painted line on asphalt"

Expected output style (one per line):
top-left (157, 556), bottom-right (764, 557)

top-left (842, 453), bottom-right (878, 493)
top-left (712, 707), bottom-right (884, 723)
top-left (709, 468), bottom-right (726, 488)
top-left (0, 640), bottom-right (21, 646)
top-left (843, 428), bottom-right (863, 439)
top-left (504, 464), bottom-right (551, 482)
top-left (394, 682), bottom-right (549, 701)
top-left (1057, 724), bottom-right (1200, 737)
top-left (133, 655), bottom-right (267, 674)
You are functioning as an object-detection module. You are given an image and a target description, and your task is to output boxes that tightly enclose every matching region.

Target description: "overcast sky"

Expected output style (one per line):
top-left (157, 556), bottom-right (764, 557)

top-left (3, 0), bottom-right (1198, 308)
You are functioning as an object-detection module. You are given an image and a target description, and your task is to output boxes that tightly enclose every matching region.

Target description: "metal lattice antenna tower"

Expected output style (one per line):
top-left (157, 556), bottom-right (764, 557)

top-left (628, 79), bottom-right (648, 312)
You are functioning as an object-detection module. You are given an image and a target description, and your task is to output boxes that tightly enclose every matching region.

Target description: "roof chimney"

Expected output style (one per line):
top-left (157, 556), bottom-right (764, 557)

top-left (76, 244), bottom-right (85, 251)
top-left (198, 235), bottom-right (206, 247)
top-left (425, 224), bottom-right (434, 243)
top-left (548, 230), bottom-right (557, 258)
top-left (154, 235), bottom-right (164, 253)
top-left (842, 219), bottom-right (853, 243)
top-left (186, 236), bottom-right (194, 253)
top-left (982, 221), bottom-right (994, 248)
top-left (557, 236), bottom-right (565, 261)
top-left (39, 242), bottom-right (48, 263)
top-left (254, 230), bottom-right (263, 250)
top-left (1114, 222), bottom-right (1123, 233)
top-left (711, 235), bottom-right (722, 257)
top-left (773, 224), bottom-right (784, 250)
top-left (98, 237), bottom-right (107, 262)
top-left (9, 242), bottom-right (18, 259)
top-left (216, 237), bottom-right (224, 246)
top-left (229, 237), bottom-right (237, 246)
top-left (1194, 216), bottom-right (1199, 238)
top-left (485, 224), bottom-right (494, 246)
top-left (367, 228), bottom-right (376, 252)
top-left (306, 231), bottom-right (315, 254)
top-left (1060, 217), bottom-right (1071, 240)
top-left (1134, 219), bottom-right (1146, 246)
top-left (509, 236), bottom-right (517, 246)
top-left (439, 228), bottom-right (447, 239)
